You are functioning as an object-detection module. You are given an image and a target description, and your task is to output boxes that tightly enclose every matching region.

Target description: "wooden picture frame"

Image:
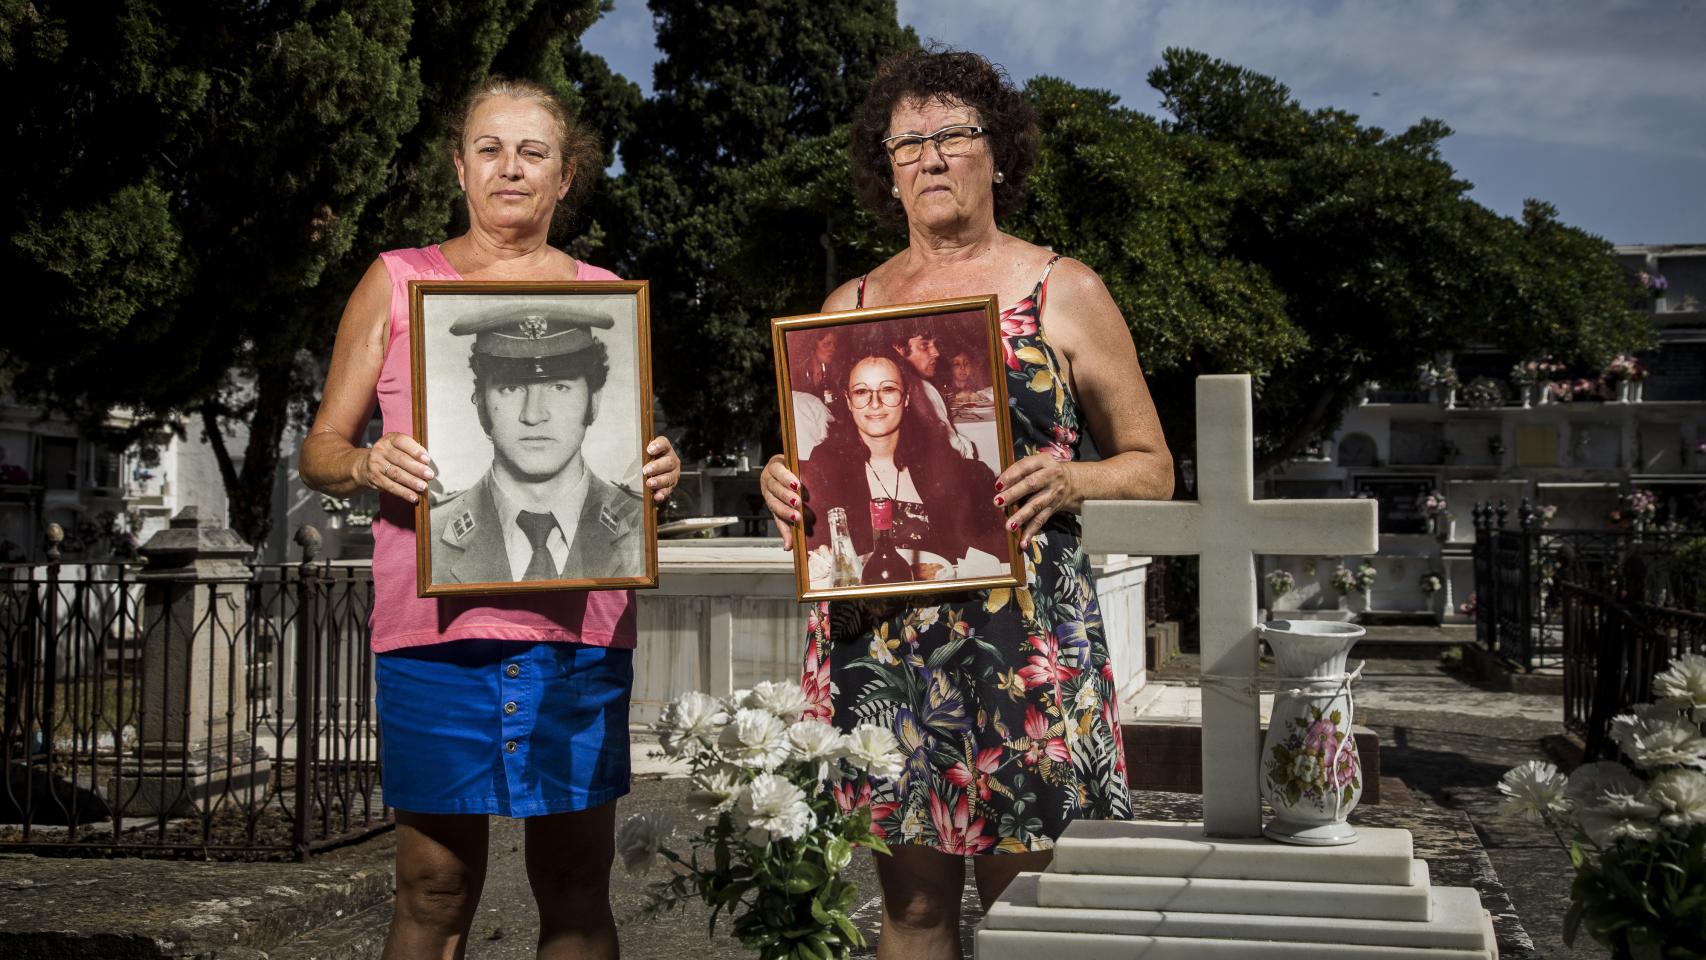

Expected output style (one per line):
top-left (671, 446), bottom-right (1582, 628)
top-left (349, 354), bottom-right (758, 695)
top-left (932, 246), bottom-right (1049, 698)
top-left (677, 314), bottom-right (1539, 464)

top-left (772, 295), bottom-right (1023, 602)
top-left (409, 280), bottom-right (657, 597)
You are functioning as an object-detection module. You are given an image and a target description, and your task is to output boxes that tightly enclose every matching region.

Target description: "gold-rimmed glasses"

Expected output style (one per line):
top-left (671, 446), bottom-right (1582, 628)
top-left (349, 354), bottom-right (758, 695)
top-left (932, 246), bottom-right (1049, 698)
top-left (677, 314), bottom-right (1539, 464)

top-left (881, 125), bottom-right (986, 166)
top-left (848, 382), bottom-right (905, 409)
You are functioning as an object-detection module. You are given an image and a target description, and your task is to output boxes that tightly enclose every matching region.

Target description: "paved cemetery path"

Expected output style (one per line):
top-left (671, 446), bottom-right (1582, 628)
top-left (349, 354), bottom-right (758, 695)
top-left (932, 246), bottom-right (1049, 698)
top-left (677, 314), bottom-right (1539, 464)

top-left (1154, 651), bottom-right (1597, 959)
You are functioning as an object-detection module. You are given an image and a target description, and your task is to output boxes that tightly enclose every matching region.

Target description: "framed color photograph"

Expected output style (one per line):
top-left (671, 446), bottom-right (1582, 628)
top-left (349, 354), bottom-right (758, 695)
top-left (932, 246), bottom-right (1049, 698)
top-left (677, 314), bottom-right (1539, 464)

top-left (409, 281), bottom-right (656, 597)
top-left (772, 295), bottom-right (1022, 602)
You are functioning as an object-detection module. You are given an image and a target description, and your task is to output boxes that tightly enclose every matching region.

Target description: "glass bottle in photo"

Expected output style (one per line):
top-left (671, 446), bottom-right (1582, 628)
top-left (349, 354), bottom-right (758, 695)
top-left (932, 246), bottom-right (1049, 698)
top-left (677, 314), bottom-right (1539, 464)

top-left (827, 506), bottom-right (861, 587)
top-left (865, 498), bottom-right (912, 585)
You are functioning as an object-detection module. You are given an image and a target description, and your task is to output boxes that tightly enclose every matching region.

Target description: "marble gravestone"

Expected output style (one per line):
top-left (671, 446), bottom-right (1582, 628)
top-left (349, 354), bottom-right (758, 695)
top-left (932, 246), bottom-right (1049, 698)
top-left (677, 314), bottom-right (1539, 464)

top-left (976, 376), bottom-right (1499, 959)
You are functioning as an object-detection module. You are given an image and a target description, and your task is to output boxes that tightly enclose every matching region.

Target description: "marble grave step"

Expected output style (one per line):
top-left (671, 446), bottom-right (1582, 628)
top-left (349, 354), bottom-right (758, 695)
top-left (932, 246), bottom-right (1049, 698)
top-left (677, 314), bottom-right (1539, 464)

top-left (1035, 859), bottom-right (1433, 921)
top-left (1053, 819), bottom-right (1416, 886)
top-left (977, 928), bottom-right (1493, 960)
top-left (987, 874), bottom-right (1490, 951)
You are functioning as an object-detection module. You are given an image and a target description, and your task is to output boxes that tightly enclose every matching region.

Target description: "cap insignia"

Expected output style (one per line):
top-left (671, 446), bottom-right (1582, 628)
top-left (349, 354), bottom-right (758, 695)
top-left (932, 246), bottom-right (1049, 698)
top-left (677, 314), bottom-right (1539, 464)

top-left (517, 316), bottom-right (550, 339)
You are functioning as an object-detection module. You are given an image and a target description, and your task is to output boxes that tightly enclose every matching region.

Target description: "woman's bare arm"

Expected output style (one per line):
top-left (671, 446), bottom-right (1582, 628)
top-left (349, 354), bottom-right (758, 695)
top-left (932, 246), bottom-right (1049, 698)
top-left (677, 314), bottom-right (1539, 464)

top-left (996, 258), bottom-right (1173, 545)
top-left (298, 258), bottom-right (434, 503)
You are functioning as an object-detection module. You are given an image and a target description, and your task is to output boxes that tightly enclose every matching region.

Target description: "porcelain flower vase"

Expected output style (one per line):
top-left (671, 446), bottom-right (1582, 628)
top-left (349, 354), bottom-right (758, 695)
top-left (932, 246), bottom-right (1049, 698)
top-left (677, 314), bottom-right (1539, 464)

top-left (1259, 619), bottom-right (1367, 845)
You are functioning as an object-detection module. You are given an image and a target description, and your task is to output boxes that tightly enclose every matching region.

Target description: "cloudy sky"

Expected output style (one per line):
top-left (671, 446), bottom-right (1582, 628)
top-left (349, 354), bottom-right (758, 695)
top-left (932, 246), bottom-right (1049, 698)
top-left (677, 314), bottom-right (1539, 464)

top-left (582, 0), bottom-right (1705, 244)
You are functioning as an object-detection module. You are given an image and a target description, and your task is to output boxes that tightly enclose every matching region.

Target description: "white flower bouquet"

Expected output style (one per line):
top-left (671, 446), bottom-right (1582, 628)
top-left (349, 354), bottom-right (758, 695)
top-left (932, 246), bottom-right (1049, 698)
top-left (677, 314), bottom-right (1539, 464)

top-left (620, 682), bottom-right (900, 959)
top-left (1496, 654), bottom-right (1706, 957)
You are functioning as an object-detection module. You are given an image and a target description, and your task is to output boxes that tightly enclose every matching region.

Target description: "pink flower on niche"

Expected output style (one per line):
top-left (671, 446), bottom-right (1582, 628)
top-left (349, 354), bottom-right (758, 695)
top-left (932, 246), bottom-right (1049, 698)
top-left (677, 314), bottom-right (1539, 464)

top-left (929, 793), bottom-right (996, 855)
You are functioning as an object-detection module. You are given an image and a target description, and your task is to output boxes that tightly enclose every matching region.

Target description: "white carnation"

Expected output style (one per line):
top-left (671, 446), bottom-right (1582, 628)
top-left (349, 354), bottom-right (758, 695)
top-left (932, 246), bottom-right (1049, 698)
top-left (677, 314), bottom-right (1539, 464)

top-left (738, 772), bottom-right (815, 844)
top-left (787, 721), bottom-right (847, 775)
top-left (656, 691), bottom-right (728, 759)
top-left (1497, 760), bottom-right (1571, 823)
top-left (743, 680), bottom-right (812, 724)
top-left (1610, 704), bottom-right (1706, 770)
top-left (1648, 768), bottom-right (1706, 828)
top-left (1654, 654), bottom-right (1706, 723)
top-left (718, 708), bottom-right (792, 772)
top-left (685, 766), bottom-right (745, 819)
top-left (1567, 760), bottom-right (1644, 809)
top-left (616, 811), bottom-right (672, 875)
top-left (844, 724), bottom-right (903, 780)
top-left (1579, 790), bottom-right (1661, 847)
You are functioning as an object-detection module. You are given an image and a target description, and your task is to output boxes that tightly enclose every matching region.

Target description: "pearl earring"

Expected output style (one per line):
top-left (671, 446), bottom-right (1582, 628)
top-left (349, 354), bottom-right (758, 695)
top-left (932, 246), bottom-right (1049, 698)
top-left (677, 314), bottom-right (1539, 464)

top-left (994, 170), bottom-right (1005, 184)
top-left (891, 184), bottom-right (900, 198)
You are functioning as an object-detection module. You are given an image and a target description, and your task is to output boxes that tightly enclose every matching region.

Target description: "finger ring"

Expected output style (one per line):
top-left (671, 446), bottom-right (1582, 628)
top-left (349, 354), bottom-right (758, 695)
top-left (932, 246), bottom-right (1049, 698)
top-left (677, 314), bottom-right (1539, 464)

top-left (383, 463), bottom-right (395, 479)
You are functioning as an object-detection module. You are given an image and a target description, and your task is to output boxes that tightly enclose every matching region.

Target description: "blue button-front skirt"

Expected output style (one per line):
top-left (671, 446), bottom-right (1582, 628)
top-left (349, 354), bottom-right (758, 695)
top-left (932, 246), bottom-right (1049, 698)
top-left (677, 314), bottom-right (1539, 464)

top-left (375, 640), bottom-right (633, 817)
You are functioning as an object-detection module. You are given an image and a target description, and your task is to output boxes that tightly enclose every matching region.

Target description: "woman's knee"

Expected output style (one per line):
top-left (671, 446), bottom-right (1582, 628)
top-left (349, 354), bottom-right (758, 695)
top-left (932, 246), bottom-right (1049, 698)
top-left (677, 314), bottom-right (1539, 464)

top-left (395, 859), bottom-right (484, 930)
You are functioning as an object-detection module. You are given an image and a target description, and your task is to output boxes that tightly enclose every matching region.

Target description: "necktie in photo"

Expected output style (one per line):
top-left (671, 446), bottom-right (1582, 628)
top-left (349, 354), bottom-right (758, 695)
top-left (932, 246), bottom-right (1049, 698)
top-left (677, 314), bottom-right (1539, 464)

top-left (515, 511), bottom-right (559, 580)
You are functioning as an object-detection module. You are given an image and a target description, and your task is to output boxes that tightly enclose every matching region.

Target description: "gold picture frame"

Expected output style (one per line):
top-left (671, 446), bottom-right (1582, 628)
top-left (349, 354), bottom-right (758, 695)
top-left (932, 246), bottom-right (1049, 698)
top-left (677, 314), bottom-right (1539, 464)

top-left (409, 280), bottom-right (658, 597)
top-left (772, 295), bottom-right (1023, 602)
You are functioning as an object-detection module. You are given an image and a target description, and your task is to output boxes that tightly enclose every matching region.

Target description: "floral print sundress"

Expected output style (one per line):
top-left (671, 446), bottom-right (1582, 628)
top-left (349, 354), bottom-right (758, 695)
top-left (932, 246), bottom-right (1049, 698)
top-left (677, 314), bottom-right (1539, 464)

top-left (803, 254), bottom-right (1132, 855)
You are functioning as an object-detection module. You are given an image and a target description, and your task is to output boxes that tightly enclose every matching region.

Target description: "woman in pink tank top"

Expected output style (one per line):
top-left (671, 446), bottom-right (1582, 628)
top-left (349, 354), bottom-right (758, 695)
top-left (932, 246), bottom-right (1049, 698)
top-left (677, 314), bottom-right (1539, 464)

top-left (299, 78), bottom-right (679, 960)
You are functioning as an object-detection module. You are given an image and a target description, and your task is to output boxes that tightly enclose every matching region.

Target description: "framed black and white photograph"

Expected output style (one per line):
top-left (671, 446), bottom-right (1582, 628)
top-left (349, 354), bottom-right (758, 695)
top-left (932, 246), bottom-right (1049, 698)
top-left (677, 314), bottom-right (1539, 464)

top-left (409, 281), bottom-right (656, 597)
top-left (772, 296), bottom-right (1022, 602)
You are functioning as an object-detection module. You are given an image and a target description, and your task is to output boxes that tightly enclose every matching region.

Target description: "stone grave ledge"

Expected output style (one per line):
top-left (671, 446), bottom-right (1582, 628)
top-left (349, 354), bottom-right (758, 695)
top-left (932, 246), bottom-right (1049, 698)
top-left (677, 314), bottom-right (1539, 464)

top-left (0, 844), bottom-right (395, 959)
top-left (1122, 791), bottom-right (1539, 960)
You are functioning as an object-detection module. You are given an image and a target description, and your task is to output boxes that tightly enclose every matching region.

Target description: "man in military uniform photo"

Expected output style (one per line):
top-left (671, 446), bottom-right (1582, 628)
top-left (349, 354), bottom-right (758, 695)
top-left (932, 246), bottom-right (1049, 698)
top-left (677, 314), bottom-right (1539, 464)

top-left (430, 299), bottom-right (643, 585)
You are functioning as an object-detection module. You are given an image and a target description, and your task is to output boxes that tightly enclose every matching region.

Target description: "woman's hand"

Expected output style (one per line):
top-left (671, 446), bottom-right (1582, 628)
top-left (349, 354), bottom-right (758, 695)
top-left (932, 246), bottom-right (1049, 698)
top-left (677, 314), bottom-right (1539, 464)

top-left (760, 454), bottom-right (803, 551)
top-left (995, 452), bottom-right (1080, 549)
top-left (360, 432), bottom-right (434, 504)
top-left (641, 437), bottom-right (681, 503)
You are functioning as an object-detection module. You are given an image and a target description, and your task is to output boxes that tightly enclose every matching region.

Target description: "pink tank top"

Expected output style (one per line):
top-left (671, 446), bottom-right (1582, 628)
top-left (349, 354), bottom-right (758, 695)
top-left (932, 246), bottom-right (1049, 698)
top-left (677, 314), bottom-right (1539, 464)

top-left (367, 245), bottom-right (636, 653)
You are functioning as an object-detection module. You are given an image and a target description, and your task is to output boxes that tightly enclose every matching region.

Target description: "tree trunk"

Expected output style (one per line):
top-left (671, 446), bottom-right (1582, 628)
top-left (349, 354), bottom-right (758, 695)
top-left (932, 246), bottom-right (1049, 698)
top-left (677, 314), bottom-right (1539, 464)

top-left (201, 364), bottom-right (293, 552)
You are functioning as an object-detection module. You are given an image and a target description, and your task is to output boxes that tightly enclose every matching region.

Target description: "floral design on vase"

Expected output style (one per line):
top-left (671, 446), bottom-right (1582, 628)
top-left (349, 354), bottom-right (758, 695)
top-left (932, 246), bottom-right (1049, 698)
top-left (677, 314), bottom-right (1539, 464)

top-left (1259, 619), bottom-right (1367, 845)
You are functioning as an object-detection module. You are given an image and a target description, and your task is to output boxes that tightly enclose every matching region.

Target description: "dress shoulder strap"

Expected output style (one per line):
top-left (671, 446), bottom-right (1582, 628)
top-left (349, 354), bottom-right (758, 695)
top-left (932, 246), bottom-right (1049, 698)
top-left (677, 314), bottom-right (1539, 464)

top-left (855, 274), bottom-right (868, 308)
top-left (1036, 254), bottom-right (1064, 318)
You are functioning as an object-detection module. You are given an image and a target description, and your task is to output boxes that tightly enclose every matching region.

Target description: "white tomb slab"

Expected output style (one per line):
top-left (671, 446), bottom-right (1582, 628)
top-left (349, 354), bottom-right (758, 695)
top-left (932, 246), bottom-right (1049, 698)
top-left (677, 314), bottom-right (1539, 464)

top-left (975, 376), bottom-right (1498, 959)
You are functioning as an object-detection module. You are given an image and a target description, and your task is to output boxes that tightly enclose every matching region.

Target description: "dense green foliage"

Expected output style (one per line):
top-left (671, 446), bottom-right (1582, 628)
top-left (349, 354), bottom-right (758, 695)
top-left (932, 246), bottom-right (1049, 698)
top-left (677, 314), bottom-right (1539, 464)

top-left (603, 0), bottom-right (915, 459)
top-left (1, 4), bottom-right (1653, 525)
top-left (0, 0), bottom-right (635, 545)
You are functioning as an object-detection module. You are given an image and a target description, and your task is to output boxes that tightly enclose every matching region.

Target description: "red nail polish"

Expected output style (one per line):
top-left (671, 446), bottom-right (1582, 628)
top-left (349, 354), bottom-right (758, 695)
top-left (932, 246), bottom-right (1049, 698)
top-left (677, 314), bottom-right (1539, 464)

top-left (1008, 521), bottom-right (1018, 531)
top-left (994, 496), bottom-right (1004, 506)
top-left (995, 481), bottom-right (1004, 492)
top-left (790, 480), bottom-right (799, 491)
top-left (791, 513), bottom-right (800, 523)
top-left (790, 496), bottom-right (798, 507)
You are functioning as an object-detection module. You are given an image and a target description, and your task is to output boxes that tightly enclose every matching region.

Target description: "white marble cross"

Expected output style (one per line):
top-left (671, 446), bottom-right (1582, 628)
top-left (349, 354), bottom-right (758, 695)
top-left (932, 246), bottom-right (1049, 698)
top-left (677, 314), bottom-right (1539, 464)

top-left (1084, 375), bottom-right (1377, 838)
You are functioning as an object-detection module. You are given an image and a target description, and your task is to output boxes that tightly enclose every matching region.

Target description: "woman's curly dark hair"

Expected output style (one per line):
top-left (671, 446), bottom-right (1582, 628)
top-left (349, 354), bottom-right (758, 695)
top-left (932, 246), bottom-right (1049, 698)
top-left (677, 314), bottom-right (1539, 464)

top-left (850, 46), bottom-right (1039, 228)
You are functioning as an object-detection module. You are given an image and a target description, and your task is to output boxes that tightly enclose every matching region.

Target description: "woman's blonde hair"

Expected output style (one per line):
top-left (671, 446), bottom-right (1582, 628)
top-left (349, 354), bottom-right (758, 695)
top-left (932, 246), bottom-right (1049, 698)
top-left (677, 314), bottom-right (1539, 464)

top-left (446, 76), bottom-right (602, 224)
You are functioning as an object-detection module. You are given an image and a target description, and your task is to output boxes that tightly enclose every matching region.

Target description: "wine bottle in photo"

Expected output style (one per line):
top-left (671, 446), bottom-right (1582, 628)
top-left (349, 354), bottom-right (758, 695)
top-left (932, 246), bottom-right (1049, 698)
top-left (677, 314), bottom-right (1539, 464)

top-left (828, 506), bottom-right (861, 587)
top-left (865, 498), bottom-right (911, 585)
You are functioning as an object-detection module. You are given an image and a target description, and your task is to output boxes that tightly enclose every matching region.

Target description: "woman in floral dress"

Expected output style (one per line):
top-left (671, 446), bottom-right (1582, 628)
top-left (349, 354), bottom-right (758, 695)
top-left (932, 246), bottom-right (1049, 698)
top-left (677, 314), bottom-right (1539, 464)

top-left (761, 48), bottom-right (1173, 959)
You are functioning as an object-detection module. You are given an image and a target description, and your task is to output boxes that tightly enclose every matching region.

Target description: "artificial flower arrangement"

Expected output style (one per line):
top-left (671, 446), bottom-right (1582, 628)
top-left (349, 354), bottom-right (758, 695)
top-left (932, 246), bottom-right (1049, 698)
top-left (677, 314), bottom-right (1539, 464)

top-left (1354, 561), bottom-right (1378, 594)
top-left (620, 682), bottom-right (901, 960)
top-left (1536, 504), bottom-right (1558, 528)
top-left (1417, 362), bottom-right (1461, 391)
top-left (1459, 376), bottom-right (1506, 409)
top-left (1458, 592), bottom-right (1477, 617)
top-left (1496, 654), bottom-right (1706, 958)
top-left (1329, 565), bottom-right (1358, 595)
top-left (1609, 489), bottom-right (1659, 530)
top-left (1603, 355), bottom-right (1646, 383)
top-left (1418, 490), bottom-right (1451, 521)
top-left (1418, 572), bottom-right (1444, 596)
top-left (1511, 357), bottom-right (1566, 387)
top-left (1638, 271), bottom-right (1669, 299)
top-left (1266, 569), bottom-right (1296, 597)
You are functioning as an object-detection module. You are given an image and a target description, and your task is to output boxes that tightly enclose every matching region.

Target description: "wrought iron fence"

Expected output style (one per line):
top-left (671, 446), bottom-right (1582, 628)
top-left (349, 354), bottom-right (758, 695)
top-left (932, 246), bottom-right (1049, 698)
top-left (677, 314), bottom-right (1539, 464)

top-left (1470, 500), bottom-right (1703, 671)
top-left (1560, 579), bottom-right (1706, 756)
top-left (0, 539), bottom-right (386, 859)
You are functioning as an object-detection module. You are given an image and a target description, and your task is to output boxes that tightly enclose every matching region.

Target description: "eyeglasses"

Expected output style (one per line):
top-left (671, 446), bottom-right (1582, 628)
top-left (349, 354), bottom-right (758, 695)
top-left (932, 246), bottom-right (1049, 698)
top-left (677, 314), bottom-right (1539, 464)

top-left (881, 125), bottom-right (986, 166)
top-left (848, 383), bottom-right (905, 409)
